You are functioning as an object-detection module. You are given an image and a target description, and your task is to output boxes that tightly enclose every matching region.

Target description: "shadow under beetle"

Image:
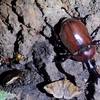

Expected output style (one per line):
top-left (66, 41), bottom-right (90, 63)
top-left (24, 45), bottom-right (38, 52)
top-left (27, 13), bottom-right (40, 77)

top-left (44, 9), bottom-right (100, 84)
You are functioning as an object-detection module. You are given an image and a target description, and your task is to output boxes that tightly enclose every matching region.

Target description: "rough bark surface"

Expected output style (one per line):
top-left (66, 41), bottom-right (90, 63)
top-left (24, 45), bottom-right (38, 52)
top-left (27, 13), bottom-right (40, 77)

top-left (0, 0), bottom-right (100, 100)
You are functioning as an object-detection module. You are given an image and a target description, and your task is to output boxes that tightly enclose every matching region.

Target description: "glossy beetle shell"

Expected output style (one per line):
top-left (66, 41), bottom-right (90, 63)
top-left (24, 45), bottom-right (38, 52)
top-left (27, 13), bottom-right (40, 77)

top-left (0, 70), bottom-right (22, 86)
top-left (60, 18), bottom-right (95, 62)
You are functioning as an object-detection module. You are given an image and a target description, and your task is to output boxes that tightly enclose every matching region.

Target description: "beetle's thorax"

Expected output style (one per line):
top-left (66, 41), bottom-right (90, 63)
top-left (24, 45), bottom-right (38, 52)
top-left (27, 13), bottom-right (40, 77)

top-left (73, 44), bottom-right (95, 62)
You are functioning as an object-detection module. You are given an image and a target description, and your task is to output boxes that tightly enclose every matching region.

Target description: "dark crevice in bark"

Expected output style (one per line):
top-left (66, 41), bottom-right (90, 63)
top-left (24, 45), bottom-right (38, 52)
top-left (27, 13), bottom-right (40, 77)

top-left (35, 0), bottom-right (44, 16)
top-left (0, 11), bottom-right (14, 33)
top-left (5, 13), bottom-right (14, 33)
top-left (11, 0), bottom-right (24, 25)
top-left (14, 25), bottom-right (24, 53)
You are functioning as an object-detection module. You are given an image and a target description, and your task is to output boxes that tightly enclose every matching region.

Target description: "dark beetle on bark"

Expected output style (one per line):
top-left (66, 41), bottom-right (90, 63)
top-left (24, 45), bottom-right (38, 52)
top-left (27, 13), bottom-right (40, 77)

top-left (44, 8), bottom-right (100, 84)
top-left (58, 18), bottom-right (100, 84)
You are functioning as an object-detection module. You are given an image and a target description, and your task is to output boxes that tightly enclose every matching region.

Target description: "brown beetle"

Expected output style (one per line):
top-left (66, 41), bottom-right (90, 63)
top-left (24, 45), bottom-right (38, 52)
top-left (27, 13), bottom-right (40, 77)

top-left (61, 18), bottom-right (100, 84)
top-left (60, 18), bottom-right (95, 62)
top-left (44, 12), bottom-right (100, 84)
top-left (54, 17), bottom-right (100, 84)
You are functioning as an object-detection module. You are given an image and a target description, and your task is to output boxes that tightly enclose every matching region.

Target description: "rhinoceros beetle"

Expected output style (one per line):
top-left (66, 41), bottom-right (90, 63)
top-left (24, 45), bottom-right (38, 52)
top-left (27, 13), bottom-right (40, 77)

top-left (44, 9), bottom-right (100, 84)
top-left (58, 18), bottom-right (100, 83)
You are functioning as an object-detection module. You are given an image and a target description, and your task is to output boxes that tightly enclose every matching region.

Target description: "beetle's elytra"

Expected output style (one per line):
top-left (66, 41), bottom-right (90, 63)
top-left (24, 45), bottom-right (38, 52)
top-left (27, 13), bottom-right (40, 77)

top-left (60, 18), bottom-right (95, 62)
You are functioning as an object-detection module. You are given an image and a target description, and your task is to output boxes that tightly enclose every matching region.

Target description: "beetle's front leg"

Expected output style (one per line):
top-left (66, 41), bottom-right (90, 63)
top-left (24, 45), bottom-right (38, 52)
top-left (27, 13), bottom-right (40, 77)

top-left (44, 17), bottom-right (72, 62)
top-left (61, 7), bottom-right (91, 25)
top-left (91, 40), bottom-right (100, 46)
top-left (54, 46), bottom-right (72, 62)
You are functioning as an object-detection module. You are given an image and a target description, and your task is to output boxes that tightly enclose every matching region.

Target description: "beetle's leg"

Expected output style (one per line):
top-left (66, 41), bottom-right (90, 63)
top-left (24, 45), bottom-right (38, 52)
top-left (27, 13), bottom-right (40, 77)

top-left (44, 17), bottom-right (61, 45)
top-left (85, 81), bottom-right (95, 100)
top-left (91, 25), bottom-right (100, 39)
top-left (61, 7), bottom-right (91, 25)
top-left (55, 62), bottom-right (76, 85)
top-left (54, 51), bottom-right (72, 62)
top-left (91, 40), bottom-right (100, 46)
top-left (85, 60), bottom-right (100, 84)
top-left (73, 7), bottom-right (91, 25)
top-left (44, 17), bottom-right (55, 35)
top-left (44, 17), bottom-right (72, 62)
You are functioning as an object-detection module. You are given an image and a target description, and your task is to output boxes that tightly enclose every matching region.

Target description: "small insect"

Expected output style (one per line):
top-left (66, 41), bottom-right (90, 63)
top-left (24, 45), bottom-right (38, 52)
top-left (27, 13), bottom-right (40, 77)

top-left (0, 52), bottom-right (23, 67)
top-left (0, 52), bottom-right (24, 86)
top-left (14, 52), bottom-right (24, 61)
top-left (0, 70), bottom-right (22, 86)
top-left (44, 77), bottom-right (83, 99)
top-left (0, 55), bottom-right (9, 67)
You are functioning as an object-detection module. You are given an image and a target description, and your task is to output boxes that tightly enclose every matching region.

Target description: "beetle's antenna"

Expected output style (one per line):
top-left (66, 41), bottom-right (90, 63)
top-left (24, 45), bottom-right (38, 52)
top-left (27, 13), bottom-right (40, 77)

top-left (91, 40), bottom-right (100, 47)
